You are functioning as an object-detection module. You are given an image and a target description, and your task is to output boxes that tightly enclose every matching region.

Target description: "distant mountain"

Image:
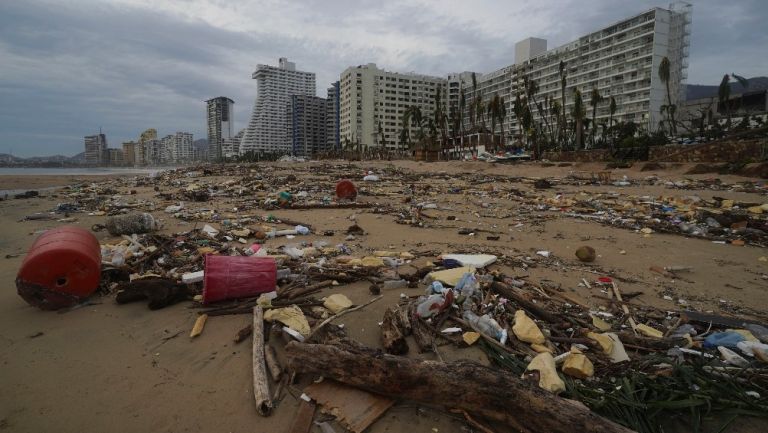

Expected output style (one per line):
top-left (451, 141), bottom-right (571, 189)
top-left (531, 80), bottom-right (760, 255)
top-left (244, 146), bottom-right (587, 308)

top-left (0, 153), bottom-right (25, 163)
top-left (686, 76), bottom-right (768, 101)
top-left (24, 154), bottom-right (72, 163)
top-left (69, 152), bottom-right (86, 163)
top-left (0, 151), bottom-right (85, 165)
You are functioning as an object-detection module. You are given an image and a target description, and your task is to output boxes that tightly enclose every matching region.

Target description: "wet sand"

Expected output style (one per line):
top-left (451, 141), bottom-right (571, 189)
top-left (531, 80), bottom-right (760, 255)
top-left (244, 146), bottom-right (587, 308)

top-left (0, 160), bottom-right (765, 433)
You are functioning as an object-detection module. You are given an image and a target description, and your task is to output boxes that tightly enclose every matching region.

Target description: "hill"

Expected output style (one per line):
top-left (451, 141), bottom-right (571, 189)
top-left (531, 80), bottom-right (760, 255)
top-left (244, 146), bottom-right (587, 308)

top-left (686, 76), bottom-right (768, 100)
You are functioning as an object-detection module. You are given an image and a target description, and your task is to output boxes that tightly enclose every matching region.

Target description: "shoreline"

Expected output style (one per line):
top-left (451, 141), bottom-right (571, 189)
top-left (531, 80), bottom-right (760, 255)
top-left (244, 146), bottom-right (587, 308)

top-left (0, 174), bottom-right (140, 191)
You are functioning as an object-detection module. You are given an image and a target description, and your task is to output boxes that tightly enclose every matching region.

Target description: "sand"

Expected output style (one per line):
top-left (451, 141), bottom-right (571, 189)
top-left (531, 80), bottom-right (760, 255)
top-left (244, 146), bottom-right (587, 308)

top-left (0, 160), bottom-right (766, 433)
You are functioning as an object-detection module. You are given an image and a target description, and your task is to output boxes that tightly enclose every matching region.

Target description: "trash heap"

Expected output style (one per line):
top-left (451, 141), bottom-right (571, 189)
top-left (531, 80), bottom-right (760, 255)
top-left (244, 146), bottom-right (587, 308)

top-left (10, 161), bottom-right (768, 433)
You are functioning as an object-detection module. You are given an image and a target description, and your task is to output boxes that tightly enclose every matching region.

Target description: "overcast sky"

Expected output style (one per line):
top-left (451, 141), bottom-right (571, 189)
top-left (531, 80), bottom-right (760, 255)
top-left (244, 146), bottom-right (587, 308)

top-left (1, 0), bottom-right (766, 157)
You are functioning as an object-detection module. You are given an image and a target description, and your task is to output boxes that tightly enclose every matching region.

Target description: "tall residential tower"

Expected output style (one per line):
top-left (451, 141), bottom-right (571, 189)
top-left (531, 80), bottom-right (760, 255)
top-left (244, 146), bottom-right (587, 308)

top-left (206, 97), bottom-right (234, 160)
top-left (84, 133), bottom-right (107, 165)
top-left (339, 63), bottom-right (447, 150)
top-left (240, 58), bottom-right (316, 155)
top-left (471, 3), bottom-right (692, 137)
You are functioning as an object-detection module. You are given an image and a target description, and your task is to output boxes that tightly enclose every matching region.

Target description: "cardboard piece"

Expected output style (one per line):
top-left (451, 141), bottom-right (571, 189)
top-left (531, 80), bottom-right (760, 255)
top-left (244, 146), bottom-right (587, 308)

top-left (304, 380), bottom-right (395, 433)
top-left (442, 254), bottom-right (497, 268)
top-left (427, 266), bottom-right (473, 286)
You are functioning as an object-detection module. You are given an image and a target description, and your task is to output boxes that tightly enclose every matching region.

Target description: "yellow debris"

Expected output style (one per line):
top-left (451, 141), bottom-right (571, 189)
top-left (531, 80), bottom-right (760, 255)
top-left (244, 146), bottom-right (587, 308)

top-left (524, 353), bottom-right (566, 394)
top-left (512, 310), bottom-right (546, 344)
top-left (531, 343), bottom-right (552, 353)
top-left (323, 294), bottom-right (353, 314)
top-left (190, 314), bottom-right (207, 338)
top-left (636, 323), bottom-right (664, 339)
top-left (727, 329), bottom-right (759, 343)
top-left (361, 256), bottom-right (385, 267)
top-left (462, 332), bottom-right (480, 346)
top-left (427, 266), bottom-right (473, 286)
top-left (264, 305), bottom-right (311, 336)
top-left (721, 199), bottom-right (734, 208)
top-left (562, 348), bottom-right (594, 379)
top-left (587, 332), bottom-right (614, 355)
top-left (590, 314), bottom-right (612, 331)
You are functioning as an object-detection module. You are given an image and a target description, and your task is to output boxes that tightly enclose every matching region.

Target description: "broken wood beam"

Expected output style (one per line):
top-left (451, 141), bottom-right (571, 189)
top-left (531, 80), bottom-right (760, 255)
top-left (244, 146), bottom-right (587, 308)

top-left (264, 344), bottom-right (282, 381)
top-left (491, 281), bottom-right (559, 323)
top-left (286, 342), bottom-right (634, 433)
top-left (252, 306), bottom-right (272, 416)
top-left (381, 307), bottom-right (408, 355)
top-left (283, 280), bottom-right (334, 300)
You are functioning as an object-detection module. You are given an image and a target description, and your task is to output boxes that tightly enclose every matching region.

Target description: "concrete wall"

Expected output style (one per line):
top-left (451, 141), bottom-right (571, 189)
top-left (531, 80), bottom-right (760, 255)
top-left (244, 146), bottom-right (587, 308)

top-left (649, 139), bottom-right (767, 162)
top-left (542, 149), bottom-right (610, 162)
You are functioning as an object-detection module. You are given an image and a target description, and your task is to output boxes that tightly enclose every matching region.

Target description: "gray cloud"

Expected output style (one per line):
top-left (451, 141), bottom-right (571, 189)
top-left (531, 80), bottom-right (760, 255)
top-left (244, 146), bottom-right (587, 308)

top-left (0, 0), bottom-right (766, 157)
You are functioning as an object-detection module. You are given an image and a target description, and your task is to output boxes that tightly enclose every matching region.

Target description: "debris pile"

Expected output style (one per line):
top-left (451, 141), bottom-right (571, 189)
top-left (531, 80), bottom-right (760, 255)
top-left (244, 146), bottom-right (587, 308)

top-left (9, 161), bottom-right (768, 433)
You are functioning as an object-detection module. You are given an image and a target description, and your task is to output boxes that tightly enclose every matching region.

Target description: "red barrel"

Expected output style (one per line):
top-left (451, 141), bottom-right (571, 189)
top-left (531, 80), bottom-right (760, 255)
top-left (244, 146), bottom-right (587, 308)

top-left (335, 179), bottom-right (357, 200)
top-left (16, 226), bottom-right (102, 310)
top-left (202, 255), bottom-right (277, 304)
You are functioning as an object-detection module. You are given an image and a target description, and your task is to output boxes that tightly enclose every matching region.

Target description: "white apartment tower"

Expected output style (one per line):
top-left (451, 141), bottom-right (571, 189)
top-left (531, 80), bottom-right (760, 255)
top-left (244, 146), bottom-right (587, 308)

top-left (240, 58), bottom-right (316, 155)
top-left (172, 132), bottom-right (193, 162)
top-left (339, 63), bottom-right (447, 150)
top-left (472, 3), bottom-right (692, 137)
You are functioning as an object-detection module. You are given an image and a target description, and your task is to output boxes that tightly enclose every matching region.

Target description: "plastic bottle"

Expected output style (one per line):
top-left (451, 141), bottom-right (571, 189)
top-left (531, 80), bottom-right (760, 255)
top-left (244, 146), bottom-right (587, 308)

top-left (382, 279), bottom-right (407, 290)
top-left (110, 250), bottom-right (125, 266)
top-left (105, 213), bottom-right (158, 236)
top-left (463, 310), bottom-right (508, 344)
top-left (454, 273), bottom-right (478, 298)
top-left (416, 294), bottom-right (446, 319)
top-left (745, 324), bottom-right (768, 344)
top-left (427, 281), bottom-right (446, 295)
top-left (382, 257), bottom-right (400, 268)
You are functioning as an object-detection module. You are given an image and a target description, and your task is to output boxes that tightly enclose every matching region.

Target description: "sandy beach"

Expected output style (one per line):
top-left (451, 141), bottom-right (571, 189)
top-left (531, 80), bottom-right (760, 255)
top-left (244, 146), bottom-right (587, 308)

top-left (0, 160), bottom-right (766, 433)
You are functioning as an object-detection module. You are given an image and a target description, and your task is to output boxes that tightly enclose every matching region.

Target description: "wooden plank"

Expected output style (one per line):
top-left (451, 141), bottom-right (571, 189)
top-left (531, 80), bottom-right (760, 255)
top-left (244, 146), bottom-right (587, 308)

top-left (304, 380), bottom-right (394, 433)
top-left (287, 399), bottom-right (316, 433)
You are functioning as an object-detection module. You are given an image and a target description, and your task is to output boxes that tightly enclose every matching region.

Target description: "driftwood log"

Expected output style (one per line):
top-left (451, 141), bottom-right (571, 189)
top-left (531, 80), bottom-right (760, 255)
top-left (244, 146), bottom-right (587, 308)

top-left (286, 342), bottom-right (634, 433)
top-left (381, 307), bottom-right (408, 355)
top-left (491, 281), bottom-right (559, 323)
top-left (408, 304), bottom-right (435, 353)
top-left (252, 306), bottom-right (272, 416)
top-left (264, 344), bottom-right (282, 381)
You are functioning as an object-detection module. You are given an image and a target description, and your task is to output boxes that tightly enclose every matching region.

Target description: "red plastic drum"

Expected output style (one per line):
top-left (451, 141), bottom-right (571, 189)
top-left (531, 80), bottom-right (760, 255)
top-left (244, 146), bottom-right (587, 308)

top-left (16, 226), bottom-right (102, 310)
top-left (202, 255), bottom-right (277, 304)
top-left (335, 179), bottom-right (357, 200)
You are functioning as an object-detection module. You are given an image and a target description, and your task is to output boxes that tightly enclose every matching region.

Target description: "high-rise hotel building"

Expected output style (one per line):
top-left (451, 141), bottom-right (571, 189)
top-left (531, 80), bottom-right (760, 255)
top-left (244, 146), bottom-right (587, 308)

top-left (240, 58), bottom-right (316, 154)
top-left (206, 97), bottom-right (234, 160)
top-left (472, 3), bottom-right (692, 137)
top-left (339, 63), bottom-right (446, 150)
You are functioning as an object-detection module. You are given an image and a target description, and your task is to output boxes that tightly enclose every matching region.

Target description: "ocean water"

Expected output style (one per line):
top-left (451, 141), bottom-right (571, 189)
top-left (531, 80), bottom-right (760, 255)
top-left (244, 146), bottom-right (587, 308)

top-left (0, 167), bottom-right (162, 176)
top-left (0, 167), bottom-right (168, 196)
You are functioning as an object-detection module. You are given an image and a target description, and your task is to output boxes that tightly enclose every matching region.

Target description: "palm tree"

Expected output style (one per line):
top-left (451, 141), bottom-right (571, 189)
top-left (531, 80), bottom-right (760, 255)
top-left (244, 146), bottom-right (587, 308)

top-left (486, 94), bottom-right (506, 151)
top-left (572, 89), bottom-right (586, 150)
top-left (658, 57), bottom-right (677, 135)
top-left (608, 96), bottom-right (617, 150)
top-left (589, 88), bottom-right (603, 148)
top-left (718, 74), bottom-right (731, 129)
top-left (399, 110), bottom-right (411, 153)
top-left (469, 73), bottom-right (478, 132)
top-left (719, 73), bottom-right (750, 129)
top-left (434, 87), bottom-right (448, 155)
top-left (498, 96), bottom-right (507, 149)
top-left (559, 60), bottom-right (568, 143)
top-left (377, 122), bottom-right (387, 150)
